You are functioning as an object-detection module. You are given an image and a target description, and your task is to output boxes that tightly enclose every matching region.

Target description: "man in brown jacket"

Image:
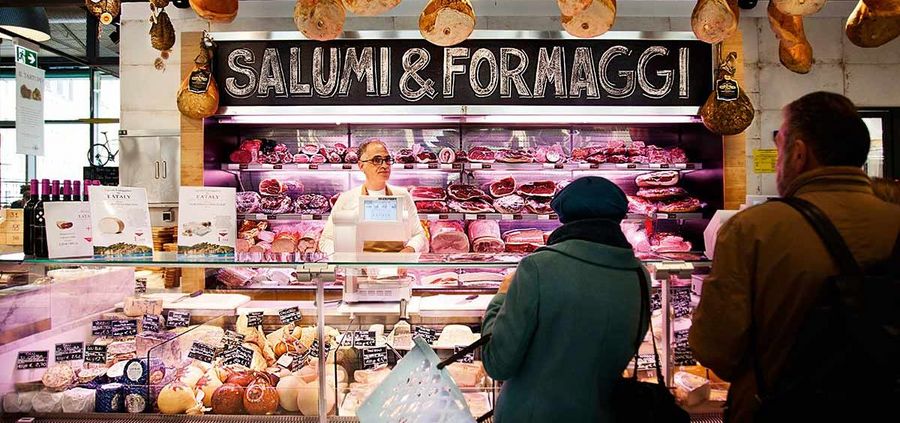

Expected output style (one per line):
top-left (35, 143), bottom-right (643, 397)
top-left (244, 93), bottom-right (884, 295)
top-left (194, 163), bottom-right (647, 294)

top-left (690, 92), bottom-right (900, 422)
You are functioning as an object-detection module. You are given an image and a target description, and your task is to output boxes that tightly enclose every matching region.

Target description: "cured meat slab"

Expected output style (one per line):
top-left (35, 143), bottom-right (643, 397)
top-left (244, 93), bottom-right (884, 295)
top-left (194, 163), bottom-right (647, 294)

top-left (493, 194), bottom-right (525, 214)
top-left (410, 186), bottom-right (447, 200)
top-left (430, 221), bottom-right (470, 253)
top-left (448, 199), bottom-right (495, 213)
top-left (468, 220), bottom-right (505, 253)
top-left (415, 201), bottom-right (449, 213)
top-left (448, 184), bottom-right (488, 201)
top-left (488, 177), bottom-right (516, 198)
top-left (517, 181), bottom-right (557, 198)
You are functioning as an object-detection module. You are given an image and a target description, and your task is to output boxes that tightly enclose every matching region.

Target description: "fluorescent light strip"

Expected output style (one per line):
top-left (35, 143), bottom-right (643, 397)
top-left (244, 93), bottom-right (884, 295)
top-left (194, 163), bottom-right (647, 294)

top-left (218, 114), bottom-right (700, 125)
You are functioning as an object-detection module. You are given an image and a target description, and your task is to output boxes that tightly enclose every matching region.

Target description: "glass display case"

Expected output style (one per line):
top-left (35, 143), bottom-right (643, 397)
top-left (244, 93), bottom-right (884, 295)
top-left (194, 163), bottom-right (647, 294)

top-left (0, 254), bottom-right (720, 421)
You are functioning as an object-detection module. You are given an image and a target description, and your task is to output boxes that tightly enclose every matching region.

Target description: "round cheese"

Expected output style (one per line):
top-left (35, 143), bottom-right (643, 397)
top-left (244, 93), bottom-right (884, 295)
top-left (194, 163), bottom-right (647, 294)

top-left (124, 385), bottom-right (150, 413)
top-left (95, 383), bottom-right (124, 412)
top-left (61, 387), bottom-right (96, 413)
top-left (42, 363), bottom-right (76, 391)
top-left (3, 391), bottom-right (35, 413)
top-left (32, 390), bottom-right (65, 413)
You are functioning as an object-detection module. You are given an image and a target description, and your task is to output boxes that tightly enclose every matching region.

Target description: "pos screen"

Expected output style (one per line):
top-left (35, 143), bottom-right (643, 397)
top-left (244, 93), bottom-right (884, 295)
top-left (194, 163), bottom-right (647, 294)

top-left (362, 197), bottom-right (400, 222)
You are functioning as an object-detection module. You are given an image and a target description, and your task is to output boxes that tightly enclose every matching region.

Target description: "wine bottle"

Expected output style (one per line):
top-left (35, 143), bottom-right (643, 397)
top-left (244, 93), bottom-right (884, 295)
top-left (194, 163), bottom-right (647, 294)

top-left (63, 180), bottom-right (72, 201)
top-left (72, 180), bottom-right (81, 202)
top-left (33, 179), bottom-right (51, 258)
top-left (83, 180), bottom-right (91, 202)
top-left (22, 179), bottom-right (39, 256)
top-left (51, 180), bottom-right (60, 202)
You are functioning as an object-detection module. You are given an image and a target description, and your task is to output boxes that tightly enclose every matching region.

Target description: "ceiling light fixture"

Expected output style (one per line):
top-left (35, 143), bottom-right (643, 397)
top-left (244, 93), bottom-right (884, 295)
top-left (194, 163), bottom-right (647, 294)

top-left (0, 7), bottom-right (51, 42)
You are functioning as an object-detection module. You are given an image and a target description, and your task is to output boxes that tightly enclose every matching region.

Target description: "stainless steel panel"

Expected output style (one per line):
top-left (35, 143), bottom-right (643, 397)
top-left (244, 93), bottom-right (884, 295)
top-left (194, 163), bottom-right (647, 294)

top-left (158, 136), bottom-right (181, 203)
top-left (119, 135), bottom-right (161, 200)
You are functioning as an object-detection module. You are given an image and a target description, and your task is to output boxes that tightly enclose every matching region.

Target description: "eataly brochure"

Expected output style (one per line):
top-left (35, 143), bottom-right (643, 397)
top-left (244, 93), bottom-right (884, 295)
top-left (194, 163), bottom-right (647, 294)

top-left (89, 186), bottom-right (154, 257)
top-left (44, 202), bottom-right (93, 259)
top-left (177, 187), bottom-right (236, 256)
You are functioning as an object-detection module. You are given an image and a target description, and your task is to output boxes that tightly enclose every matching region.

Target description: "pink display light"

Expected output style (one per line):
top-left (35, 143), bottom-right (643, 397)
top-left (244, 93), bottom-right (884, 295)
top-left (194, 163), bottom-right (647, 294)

top-left (217, 114), bottom-right (700, 125)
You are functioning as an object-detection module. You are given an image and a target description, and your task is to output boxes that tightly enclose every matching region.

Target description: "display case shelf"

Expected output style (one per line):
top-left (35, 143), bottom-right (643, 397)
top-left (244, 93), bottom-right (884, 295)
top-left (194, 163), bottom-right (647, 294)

top-left (223, 162), bottom-right (703, 172)
top-left (238, 212), bottom-right (703, 222)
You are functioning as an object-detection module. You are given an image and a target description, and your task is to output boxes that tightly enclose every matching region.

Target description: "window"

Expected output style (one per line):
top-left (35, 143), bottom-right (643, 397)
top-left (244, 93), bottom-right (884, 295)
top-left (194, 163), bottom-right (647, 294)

top-left (0, 129), bottom-right (28, 205)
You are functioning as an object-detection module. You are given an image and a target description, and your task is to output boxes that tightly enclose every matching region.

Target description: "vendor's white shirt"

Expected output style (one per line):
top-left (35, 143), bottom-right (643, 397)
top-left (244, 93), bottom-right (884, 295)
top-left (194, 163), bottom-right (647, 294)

top-left (318, 184), bottom-right (427, 254)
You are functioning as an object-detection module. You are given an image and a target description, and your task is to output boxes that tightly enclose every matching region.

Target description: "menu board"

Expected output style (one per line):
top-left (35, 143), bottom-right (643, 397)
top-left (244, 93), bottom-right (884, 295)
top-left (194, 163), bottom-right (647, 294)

top-left (43, 202), bottom-right (93, 258)
top-left (177, 187), bottom-right (236, 256)
top-left (88, 186), bottom-right (153, 257)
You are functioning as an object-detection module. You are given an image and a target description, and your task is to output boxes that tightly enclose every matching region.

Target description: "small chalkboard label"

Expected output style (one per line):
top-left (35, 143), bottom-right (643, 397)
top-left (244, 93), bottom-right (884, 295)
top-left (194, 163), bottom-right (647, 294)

top-left (166, 311), bottom-right (191, 329)
top-left (276, 351), bottom-right (308, 372)
top-left (454, 345), bottom-right (475, 364)
top-left (412, 327), bottom-right (437, 345)
top-left (16, 351), bottom-right (49, 370)
top-left (636, 354), bottom-right (657, 371)
top-left (672, 287), bottom-right (692, 318)
top-left (222, 345), bottom-right (254, 368)
top-left (353, 331), bottom-right (377, 348)
top-left (142, 315), bottom-right (162, 333)
top-left (111, 319), bottom-right (138, 338)
top-left (134, 278), bottom-right (147, 295)
top-left (92, 320), bottom-right (112, 337)
top-left (188, 342), bottom-right (216, 364)
top-left (716, 78), bottom-right (740, 102)
top-left (674, 330), bottom-right (695, 366)
top-left (308, 340), bottom-right (333, 359)
top-left (278, 306), bottom-right (302, 325)
top-left (361, 346), bottom-right (388, 370)
top-left (55, 342), bottom-right (84, 362)
top-left (222, 330), bottom-right (245, 349)
top-left (650, 291), bottom-right (662, 312)
top-left (247, 311), bottom-right (264, 327)
top-left (84, 345), bottom-right (108, 364)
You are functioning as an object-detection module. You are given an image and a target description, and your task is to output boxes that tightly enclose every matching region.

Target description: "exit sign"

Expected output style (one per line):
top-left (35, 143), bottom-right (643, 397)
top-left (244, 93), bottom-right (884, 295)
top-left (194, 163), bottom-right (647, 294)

top-left (15, 45), bottom-right (38, 67)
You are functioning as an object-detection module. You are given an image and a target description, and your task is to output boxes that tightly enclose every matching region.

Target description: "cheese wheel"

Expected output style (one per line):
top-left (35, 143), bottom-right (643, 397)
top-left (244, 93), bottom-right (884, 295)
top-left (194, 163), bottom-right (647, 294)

top-left (197, 367), bottom-right (223, 408)
top-left (561, 0), bottom-right (616, 38)
top-left (31, 391), bottom-right (65, 413)
top-left (342, 0), bottom-right (400, 16)
top-left (157, 381), bottom-right (196, 414)
top-left (95, 383), bottom-right (124, 413)
top-left (691, 0), bottom-right (739, 44)
top-left (3, 391), bottom-right (35, 413)
top-left (276, 374), bottom-right (304, 412)
top-left (419, 0), bottom-right (477, 47)
top-left (42, 363), bottom-right (76, 391)
top-left (296, 380), bottom-right (336, 416)
top-left (294, 0), bottom-right (346, 41)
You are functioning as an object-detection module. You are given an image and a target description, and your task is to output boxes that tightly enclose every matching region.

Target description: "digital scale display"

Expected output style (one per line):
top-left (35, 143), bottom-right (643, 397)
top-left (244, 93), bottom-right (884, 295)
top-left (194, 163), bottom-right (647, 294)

top-left (363, 197), bottom-right (399, 222)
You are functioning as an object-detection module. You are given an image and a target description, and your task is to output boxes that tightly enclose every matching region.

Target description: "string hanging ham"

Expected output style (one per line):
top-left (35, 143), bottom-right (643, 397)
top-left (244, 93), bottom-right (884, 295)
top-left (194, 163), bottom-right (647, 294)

top-left (561, 0), bottom-right (617, 38)
top-left (419, 0), bottom-right (477, 46)
top-left (845, 0), bottom-right (900, 48)
top-left (691, 0), bottom-right (740, 44)
top-left (294, 0), bottom-right (346, 41)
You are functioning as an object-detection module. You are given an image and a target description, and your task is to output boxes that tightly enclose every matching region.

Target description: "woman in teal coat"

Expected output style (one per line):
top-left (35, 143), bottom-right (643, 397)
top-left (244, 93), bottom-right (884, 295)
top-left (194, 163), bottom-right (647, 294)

top-left (482, 176), bottom-right (650, 422)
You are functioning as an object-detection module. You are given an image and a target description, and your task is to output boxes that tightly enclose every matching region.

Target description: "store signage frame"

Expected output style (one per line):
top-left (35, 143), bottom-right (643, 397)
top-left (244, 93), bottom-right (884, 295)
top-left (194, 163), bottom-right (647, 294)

top-left (212, 31), bottom-right (713, 117)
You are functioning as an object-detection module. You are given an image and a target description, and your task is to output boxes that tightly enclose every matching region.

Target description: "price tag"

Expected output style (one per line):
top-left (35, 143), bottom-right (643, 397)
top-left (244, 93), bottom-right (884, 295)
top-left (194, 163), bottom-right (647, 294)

top-left (476, 214), bottom-right (487, 220)
top-left (482, 164), bottom-right (492, 169)
top-left (222, 345), bottom-right (254, 368)
top-left (300, 214), bottom-right (313, 221)
top-left (361, 346), bottom-right (388, 370)
top-left (464, 214), bottom-right (477, 220)
top-left (238, 164), bottom-right (249, 170)
top-left (110, 319), bottom-right (138, 337)
top-left (353, 331), bottom-right (377, 348)
top-left (266, 215), bottom-right (278, 220)
top-left (16, 351), bottom-right (49, 370)
top-left (673, 330), bottom-right (695, 366)
top-left (426, 214), bottom-right (438, 220)
top-left (55, 342), bottom-right (84, 362)
top-left (412, 326), bottom-right (436, 345)
top-left (313, 214), bottom-right (324, 221)
top-left (188, 342), bottom-right (216, 364)
top-left (142, 315), bottom-right (162, 333)
top-left (92, 320), bottom-right (112, 337)
top-left (672, 287), bottom-right (692, 318)
top-left (276, 351), bottom-right (308, 372)
top-left (589, 163), bottom-right (600, 169)
top-left (549, 214), bottom-right (559, 220)
top-left (636, 354), bottom-right (657, 371)
top-left (84, 345), bottom-right (108, 364)
top-left (166, 311), bottom-right (191, 329)
top-left (342, 164), bottom-right (353, 170)
top-left (309, 164), bottom-right (319, 170)
top-left (404, 164), bottom-right (414, 169)
top-left (247, 311), bottom-right (264, 327)
top-left (452, 163), bottom-right (462, 170)
top-left (470, 163), bottom-right (483, 169)
top-left (513, 214), bottom-right (523, 221)
top-left (134, 278), bottom-right (147, 295)
top-left (538, 215), bottom-right (550, 221)
top-left (278, 306), bottom-right (302, 325)
top-left (438, 214), bottom-right (449, 220)
top-left (660, 164), bottom-right (670, 169)
top-left (308, 340), bottom-right (333, 359)
top-left (427, 163), bottom-right (438, 169)
top-left (454, 345), bottom-right (474, 364)
top-left (222, 330), bottom-right (246, 350)
top-left (501, 214), bottom-right (513, 220)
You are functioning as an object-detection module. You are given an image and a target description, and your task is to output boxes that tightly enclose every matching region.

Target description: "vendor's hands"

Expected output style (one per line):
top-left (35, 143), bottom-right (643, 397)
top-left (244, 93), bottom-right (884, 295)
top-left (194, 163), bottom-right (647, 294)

top-left (400, 246), bottom-right (415, 253)
top-left (498, 271), bottom-right (516, 294)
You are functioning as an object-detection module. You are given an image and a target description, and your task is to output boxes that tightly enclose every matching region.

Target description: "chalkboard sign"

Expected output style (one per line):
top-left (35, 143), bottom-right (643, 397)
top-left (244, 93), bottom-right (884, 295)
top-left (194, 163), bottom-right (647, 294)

top-left (82, 166), bottom-right (119, 186)
top-left (636, 354), bottom-right (658, 371)
top-left (672, 287), bottom-right (692, 318)
top-left (166, 310), bottom-right (191, 329)
top-left (278, 306), bottom-right (302, 325)
top-left (142, 315), bottom-right (162, 333)
top-left (92, 319), bottom-right (112, 337)
top-left (353, 331), bottom-right (377, 348)
top-left (673, 330), bottom-right (695, 366)
top-left (215, 38), bottom-right (712, 108)
top-left (16, 351), bottom-right (49, 370)
top-left (134, 277), bottom-right (147, 295)
top-left (453, 345), bottom-right (475, 364)
top-left (55, 342), bottom-right (84, 362)
top-left (222, 345), bottom-right (254, 368)
top-left (84, 345), bottom-right (108, 364)
top-left (247, 311), bottom-right (264, 327)
top-left (188, 342), bottom-right (216, 364)
top-left (308, 340), bottom-right (333, 359)
top-left (110, 319), bottom-right (138, 337)
top-left (276, 351), bottom-right (308, 372)
top-left (413, 326), bottom-right (437, 345)
top-left (361, 346), bottom-right (389, 370)
top-left (222, 330), bottom-right (245, 350)
top-left (650, 291), bottom-right (662, 312)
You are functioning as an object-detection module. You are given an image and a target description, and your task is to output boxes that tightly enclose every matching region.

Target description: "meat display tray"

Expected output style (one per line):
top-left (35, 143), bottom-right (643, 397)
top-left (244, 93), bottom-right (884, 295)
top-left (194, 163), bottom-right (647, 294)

top-left (238, 212), bottom-right (704, 222)
top-left (222, 162), bottom-right (703, 172)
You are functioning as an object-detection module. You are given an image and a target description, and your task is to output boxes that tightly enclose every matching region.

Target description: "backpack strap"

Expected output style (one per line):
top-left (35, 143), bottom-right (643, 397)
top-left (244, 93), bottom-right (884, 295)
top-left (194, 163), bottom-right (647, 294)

top-left (770, 197), bottom-right (863, 277)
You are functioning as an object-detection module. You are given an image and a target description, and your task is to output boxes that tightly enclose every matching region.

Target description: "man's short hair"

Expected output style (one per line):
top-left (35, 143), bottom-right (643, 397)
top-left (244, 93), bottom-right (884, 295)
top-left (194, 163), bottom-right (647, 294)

top-left (357, 139), bottom-right (389, 159)
top-left (783, 91), bottom-right (870, 167)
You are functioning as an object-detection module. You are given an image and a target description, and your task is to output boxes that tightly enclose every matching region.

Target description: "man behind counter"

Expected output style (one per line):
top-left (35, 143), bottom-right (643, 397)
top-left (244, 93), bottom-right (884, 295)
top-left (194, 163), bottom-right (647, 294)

top-left (318, 140), bottom-right (427, 254)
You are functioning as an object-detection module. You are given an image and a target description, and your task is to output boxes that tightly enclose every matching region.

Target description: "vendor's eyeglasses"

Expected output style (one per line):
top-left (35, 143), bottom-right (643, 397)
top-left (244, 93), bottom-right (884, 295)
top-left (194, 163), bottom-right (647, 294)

top-left (361, 155), bottom-right (394, 166)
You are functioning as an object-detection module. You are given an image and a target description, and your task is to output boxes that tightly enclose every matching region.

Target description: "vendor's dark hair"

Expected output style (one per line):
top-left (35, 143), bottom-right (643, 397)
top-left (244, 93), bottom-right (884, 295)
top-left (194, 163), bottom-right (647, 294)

top-left (783, 91), bottom-right (870, 167)
top-left (357, 139), bottom-right (389, 159)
